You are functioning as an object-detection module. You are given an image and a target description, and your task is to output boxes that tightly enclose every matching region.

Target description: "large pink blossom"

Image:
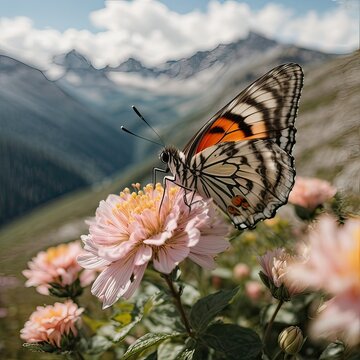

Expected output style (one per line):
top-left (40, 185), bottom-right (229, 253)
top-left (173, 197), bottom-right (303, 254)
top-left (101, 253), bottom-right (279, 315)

top-left (23, 241), bottom-right (96, 295)
top-left (78, 183), bottom-right (230, 308)
top-left (20, 300), bottom-right (83, 347)
top-left (288, 216), bottom-right (360, 346)
top-left (288, 176), bottom-right (336, 210)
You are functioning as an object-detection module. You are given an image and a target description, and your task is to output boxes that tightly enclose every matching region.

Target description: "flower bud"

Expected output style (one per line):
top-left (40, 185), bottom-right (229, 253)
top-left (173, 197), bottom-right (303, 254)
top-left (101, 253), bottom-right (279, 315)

top-left (245, 281), bottom-right (263, 301)
top-left (278, 326), bottom-right (304, 355)
top-left (233, 263), bottom-right (250, 281)
top-left (258, 248), bottom-right (303, 301)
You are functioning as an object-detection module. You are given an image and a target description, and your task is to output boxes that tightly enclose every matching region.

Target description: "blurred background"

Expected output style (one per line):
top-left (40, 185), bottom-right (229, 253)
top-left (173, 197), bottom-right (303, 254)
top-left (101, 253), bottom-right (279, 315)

top-left (0, 0), bottom-right (359, 358)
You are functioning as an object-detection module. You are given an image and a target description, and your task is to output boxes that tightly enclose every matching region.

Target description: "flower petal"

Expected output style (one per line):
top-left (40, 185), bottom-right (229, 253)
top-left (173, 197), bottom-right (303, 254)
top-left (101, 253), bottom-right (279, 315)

top-left (122, 264), bottom-right (147, 299)
top-left (91, 259), bottom-right (135, 308)
top-left (77, 252), bottom-right (111, 269)
top-left (134, 246), bottom-right (152, 266)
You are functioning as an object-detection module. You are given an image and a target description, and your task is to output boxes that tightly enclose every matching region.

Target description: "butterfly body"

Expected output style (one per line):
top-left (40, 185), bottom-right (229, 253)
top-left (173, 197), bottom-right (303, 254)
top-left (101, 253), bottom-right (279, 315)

top-left (160, 63), bottom-right (304, 230)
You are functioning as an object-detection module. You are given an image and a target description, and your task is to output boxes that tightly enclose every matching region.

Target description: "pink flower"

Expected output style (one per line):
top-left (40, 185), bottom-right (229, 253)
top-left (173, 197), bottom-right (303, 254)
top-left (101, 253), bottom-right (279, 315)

top-left (23, 241), bottom-right (96, 295)
top-left (0, 308), bottom-right (8, 318)
top-left (288, 216), bottom-right (360, 346)
top-left (288, 176), bottom-right (336, 210)
top-left (78, 183), bottom-right (230, 308)
top-left (245, 281), bottom-right (264, 301)
top-left (20, 300), bottom-right (83, 347)
top-left (311, 294), bottom-right (360, 347)
top-left (233, 263), bottom-right (250, 281)
top-left (258, 248), bottom-right (304, 299)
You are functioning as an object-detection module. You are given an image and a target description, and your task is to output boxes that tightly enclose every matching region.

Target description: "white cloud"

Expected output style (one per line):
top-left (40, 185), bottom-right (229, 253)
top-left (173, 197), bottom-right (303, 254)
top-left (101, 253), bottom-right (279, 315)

top-left (0, 0), bottom-right (358, 70)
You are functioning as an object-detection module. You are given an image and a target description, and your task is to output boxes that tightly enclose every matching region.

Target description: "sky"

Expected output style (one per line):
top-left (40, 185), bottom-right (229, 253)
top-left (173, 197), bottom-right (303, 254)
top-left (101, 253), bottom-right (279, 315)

top-left (0, 0), bottom-right (358, 69)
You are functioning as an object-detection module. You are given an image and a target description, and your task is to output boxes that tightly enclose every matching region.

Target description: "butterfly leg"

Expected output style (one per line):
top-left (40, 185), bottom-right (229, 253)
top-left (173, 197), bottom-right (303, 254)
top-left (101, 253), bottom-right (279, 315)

top-left (182, 190), bottom-right (193, 213)
top-left (158, 174), bottom-right (176, 212)
top-left (160, 175), bottom-right (195, 212)
top-left (164, 179), bottom-right (197, 213)
top-left (153, 167), bottom-right (168, 185)
top-left (184, 189), bottom-right (205, 212)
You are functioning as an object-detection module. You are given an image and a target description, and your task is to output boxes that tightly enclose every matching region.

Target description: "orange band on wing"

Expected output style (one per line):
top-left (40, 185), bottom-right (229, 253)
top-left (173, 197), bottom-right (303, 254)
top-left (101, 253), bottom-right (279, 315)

top-left (196, 116), bottom-right (268, 153)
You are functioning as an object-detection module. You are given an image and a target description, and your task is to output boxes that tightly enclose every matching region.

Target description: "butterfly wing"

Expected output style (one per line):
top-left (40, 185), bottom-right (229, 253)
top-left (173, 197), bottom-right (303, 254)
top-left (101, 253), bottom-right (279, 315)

top-left (183, 63), bottom-right (303, 159)
top-left (181, 63), bottom-right (303, 229)
top-left (189, 140), bottom-right (295, 229)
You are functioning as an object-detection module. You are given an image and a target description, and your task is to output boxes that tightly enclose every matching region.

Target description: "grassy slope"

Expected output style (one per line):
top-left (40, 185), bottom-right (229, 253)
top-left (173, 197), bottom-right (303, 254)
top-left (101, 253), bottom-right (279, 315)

top-left (0, 159), bottom-right (155, 272)
top-left (294, 51), bottom-right (359, 199)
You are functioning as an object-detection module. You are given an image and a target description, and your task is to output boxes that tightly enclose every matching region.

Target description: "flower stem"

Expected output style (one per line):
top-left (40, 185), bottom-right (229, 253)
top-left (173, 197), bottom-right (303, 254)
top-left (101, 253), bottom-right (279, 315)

top-left (163, 274), bottom-right (193, 337)
top-left (264, 300), bottom-right (284, 347)
top-left (66, 352), bottom-right (85, 360)
top-left (70, 296), bottom-right (80, 307)
top-left (273, 349), bottom-right (283, 360)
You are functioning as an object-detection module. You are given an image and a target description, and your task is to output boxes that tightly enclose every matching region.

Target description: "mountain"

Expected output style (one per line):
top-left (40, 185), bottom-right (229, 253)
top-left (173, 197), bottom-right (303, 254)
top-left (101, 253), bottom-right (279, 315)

top-left (53, 49), bottom-right (94, 71)
top-left (53, 49), bottom-right (116, 90)
top-left (110, 57), bottom-right (157, 77)
top-left (51, 32), bottom-right (335, 156)
top-left (106, 32), bottom-right (333, 79)
top-left (0, 55), bottom-right (133, 225)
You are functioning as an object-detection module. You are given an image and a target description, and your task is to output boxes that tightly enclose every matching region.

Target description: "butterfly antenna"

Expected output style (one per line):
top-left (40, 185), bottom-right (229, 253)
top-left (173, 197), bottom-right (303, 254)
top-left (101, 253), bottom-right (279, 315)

top-left (132, 105), bottom-right (165, 146)
top-left (121, 126), bottom-right (163, 147)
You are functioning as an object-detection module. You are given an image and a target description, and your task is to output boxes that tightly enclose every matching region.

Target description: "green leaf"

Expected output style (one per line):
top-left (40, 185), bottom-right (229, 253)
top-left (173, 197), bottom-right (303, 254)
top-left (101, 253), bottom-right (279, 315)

top-left (258, 271), bottom-right (271, 289)
top-left (144, 351), bottom-right (158, 360)
top-left (122, 333), bottom-right (182, 360)
top-left (176, 343), bottom-right (210, 360)
top-left (143, 292), bottom-right (164, 316)
top-left (106, 294), bottom-right (163, 343)
top-left (87, 335), bottom-right (113, 355)
top-left (22, 342), bottom-right (49, 353)
top-left (48, 279), bottom-right (83, 298)
top-left (319, 341), bottom-right (345, 360)
top-left (98, 322), bottom-right (138, 343)
top-left (144, 302), bottom-right (184, 333)
top-left (82, 314), bottom-right (109, 332)
top-left (294, 204), bottom-right (317, 221)
top-left (176, 348), bottom-right (195, 360)
top-left (113, 302), bottom-right (138, 325)
top-left (201, 323), bottom-right (262, 360)
top-left (189, 287), bottom-right (239, 333)
top-left (158, 341), bottom-right (184, 360)
top-left (347, 352), bottom-right (360, 360)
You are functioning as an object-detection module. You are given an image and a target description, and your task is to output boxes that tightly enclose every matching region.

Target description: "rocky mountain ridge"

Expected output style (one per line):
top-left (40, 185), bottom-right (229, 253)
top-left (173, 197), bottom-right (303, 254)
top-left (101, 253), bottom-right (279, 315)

top-left (106, 32), bottom-right (333, 79)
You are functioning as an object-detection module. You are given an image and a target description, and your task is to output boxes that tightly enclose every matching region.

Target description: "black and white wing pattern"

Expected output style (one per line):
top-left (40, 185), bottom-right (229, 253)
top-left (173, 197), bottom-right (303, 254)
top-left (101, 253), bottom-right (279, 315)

top-left (189, 140), bottom-right (295, 229)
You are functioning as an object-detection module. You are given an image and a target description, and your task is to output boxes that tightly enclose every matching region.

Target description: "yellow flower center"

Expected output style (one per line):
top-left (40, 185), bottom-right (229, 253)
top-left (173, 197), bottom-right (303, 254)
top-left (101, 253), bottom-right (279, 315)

top-left (115, 183), bottom-right (179, 225)
top-left (34, 308), bottom-right (62, 324)
top-left (47, 308), bottom-right (62, 318)
top-left (45, 244), bottom-right (68, 263)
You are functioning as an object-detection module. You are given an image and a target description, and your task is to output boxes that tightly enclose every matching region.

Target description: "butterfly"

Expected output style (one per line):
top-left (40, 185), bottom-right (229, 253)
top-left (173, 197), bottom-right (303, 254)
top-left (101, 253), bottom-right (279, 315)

top-left (158, 63), bottom-right (304, 230)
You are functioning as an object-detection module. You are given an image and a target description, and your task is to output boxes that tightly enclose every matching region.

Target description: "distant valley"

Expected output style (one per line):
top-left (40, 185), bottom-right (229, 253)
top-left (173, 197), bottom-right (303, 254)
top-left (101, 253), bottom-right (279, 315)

top-left (0, 55), bottom-right (133, 225)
